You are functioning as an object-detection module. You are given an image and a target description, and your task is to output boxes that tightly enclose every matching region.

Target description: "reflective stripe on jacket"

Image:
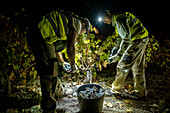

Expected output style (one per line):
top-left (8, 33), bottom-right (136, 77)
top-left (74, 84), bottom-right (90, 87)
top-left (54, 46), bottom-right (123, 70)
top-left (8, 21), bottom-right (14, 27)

top-left (125, 12), bottom-right (148, 41)
top-left (38, 11), bottom-right (69, 44)
top-left (112, 12), bottom-right (149, 55)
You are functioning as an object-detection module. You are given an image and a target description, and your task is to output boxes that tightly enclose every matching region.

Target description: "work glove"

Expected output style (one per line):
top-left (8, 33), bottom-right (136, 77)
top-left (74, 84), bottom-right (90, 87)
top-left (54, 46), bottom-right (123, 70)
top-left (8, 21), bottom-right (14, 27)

top-left (71, 64), bottom-right (79, 74)
top-left (108, 54), bottom-right (120, 64)
top-left (61, 62), bottom-right (71, 73)
top-left (110, 47), bottom-right (118, 57)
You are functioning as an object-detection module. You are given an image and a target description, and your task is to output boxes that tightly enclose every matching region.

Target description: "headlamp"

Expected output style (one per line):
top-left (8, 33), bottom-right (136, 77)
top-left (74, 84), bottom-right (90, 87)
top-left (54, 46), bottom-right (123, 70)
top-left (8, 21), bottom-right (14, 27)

top-left (98, 17), bottom-right (102, 22)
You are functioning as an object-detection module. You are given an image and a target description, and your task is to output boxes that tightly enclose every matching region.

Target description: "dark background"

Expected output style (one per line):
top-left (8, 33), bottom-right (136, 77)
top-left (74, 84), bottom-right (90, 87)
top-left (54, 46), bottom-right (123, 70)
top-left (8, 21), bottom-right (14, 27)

top-left (0, 0), bottom-right (169, 35)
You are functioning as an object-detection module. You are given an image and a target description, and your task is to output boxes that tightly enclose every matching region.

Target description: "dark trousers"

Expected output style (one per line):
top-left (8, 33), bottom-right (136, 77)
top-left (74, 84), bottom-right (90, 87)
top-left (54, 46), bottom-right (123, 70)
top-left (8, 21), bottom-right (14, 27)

top-left (27, 29), bottom-right (60, 113)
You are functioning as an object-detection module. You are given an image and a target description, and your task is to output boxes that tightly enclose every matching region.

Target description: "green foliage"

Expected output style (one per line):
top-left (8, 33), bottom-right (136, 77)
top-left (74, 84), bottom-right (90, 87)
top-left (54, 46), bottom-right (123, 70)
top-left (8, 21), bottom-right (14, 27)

top-left (157, 39), bottom-right (170, 69)
top-left (75, 33), bottom-right (103, 71)
top-left (145, 35), bottom-right (169, 70)
top-left (0, 9), bottom-right (36, 87)
top-left (145, 35), bottom-right (160, 68)
top-left (72, 27), bottom-right (118, 73)
top-left (62, 27), bottom-right (168, 76)
top-left (62, 27), bottom-right (117, 75)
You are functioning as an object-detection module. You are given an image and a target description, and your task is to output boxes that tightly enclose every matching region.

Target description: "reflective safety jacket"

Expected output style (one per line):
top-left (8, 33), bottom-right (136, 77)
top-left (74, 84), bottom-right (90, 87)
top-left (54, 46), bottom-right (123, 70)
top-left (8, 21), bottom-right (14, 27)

top-left (38, 11), bottom-right (70, 44)
top-left (112, 12), bottom-right (149, 55)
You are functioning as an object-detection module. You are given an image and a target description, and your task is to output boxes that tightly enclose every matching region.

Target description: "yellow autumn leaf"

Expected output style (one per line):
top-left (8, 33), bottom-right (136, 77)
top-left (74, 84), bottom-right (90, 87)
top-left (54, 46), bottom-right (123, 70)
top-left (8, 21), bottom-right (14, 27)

top-left (105, 102), bottom-right (113, 108)
top-left (93, 27), bottom-right (99, 34)
top-left (124, 100), bottom-right (130, 104)
top-left (76, 53), bottom-right (82, 59)
top-left (99, 63), bottom-right (102, 71)
top-left (95, 50), bottom-right (98, 54)
top-left (126, 107), bottom-right (133, 113)
top-left (102, 60), bottom-right (107, 68)
top-left (128, 84), bottom-right (133, 91)
top-left (84, 39), bottom-right (90, 44)
top-left (75, 57), bottom-right (78, 63)
top-left (83, 49), bottom-right (86, 53)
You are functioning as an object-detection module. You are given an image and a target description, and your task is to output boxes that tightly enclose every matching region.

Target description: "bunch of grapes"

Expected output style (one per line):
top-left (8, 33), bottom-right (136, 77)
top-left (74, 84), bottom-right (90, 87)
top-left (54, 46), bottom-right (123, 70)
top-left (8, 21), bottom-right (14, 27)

top-left (79, 86), bottom-right (104, 99)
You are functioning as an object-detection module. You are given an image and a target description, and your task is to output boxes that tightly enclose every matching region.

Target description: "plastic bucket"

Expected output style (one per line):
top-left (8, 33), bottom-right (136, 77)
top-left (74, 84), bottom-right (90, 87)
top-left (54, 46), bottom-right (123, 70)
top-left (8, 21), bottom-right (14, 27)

top-left (77, 84), bottom-right (105, 113)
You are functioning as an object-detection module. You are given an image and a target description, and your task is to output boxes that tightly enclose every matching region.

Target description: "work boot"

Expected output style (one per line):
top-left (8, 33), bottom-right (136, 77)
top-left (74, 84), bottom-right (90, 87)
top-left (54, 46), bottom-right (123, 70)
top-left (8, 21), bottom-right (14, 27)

top-left (110, 89), bottom-right (121, 95)
top-left (55, 85), bottom-right (66, 113)
top-left (55, 84), bottom-right (65, 101)
top-left (105, 86), bottom-right (122, 96)
top-left (120, 91), bottom-right (147, 101)
top-left (55, 108), bottom-right (65, 113)
top-left (111, 84), bottom-right (122, 95)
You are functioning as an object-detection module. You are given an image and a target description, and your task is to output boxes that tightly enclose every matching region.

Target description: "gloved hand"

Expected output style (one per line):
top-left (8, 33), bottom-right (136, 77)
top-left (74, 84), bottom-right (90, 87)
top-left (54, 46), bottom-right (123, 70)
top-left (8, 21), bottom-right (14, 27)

top-left (61, 62), bottom-right (71, 73)
top-left (71, 64), bottom-right (79, 74)
top-left (110, 47), bottom-right (118, 57)
top-left (108, 54), bottom-right (120, 63)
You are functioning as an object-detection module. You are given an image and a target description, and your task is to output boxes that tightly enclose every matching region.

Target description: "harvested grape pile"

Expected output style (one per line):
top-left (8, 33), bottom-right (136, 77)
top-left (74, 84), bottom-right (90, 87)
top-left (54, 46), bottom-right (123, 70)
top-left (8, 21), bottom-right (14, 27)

top-left (78, 86), bottom-right (104, 99)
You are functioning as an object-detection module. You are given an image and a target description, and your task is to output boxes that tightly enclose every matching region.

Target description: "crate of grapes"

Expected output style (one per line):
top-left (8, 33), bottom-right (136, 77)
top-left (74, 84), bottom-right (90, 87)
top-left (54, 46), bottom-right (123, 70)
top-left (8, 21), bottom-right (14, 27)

top-left (77, 84), bottom-right (105, 113)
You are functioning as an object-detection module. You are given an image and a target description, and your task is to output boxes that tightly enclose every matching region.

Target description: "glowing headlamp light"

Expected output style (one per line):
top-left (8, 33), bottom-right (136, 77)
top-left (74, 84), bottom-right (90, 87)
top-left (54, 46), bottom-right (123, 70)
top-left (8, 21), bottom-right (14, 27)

top-left (98, 17), bottom-right (102, 22)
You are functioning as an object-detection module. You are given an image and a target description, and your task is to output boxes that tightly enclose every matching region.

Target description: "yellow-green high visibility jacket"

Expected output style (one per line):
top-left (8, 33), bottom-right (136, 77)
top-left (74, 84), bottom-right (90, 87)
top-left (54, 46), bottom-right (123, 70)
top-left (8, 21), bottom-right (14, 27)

top-left (112, 12), bottom-right (149, 55)
top-left (38, 11), bottom-right (69, 44)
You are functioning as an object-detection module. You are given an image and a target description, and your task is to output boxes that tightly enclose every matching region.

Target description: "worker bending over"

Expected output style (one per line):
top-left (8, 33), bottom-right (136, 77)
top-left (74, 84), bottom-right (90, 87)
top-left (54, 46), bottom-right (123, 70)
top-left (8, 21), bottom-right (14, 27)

top-left (27, 10), bottom-right (90, 113)
top-left (102, 10), bottom-right (149, 100)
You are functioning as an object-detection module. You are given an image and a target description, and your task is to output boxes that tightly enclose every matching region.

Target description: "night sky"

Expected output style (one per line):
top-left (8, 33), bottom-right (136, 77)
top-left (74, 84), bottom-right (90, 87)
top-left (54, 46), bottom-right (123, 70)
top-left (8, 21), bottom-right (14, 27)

top-left (0, 0), bottom-right (169, 35)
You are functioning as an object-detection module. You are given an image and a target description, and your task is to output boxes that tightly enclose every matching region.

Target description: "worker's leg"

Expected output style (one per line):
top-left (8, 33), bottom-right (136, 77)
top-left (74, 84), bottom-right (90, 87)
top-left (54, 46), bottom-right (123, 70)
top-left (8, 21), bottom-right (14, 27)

top-left (27, 27), bottom-right (63, 112)
top-left (32, 43), bottom-right (62, 113)
top-left (132, 38), bottom-right (149, 97)
top-left (40, 76), bottom-right (57, 113)
top-left (132, 53), bottom-right (147, 97)
top-left (112, 55), bottom-right (132, 91)
top-left (112, 38), bottom-right (149, 92)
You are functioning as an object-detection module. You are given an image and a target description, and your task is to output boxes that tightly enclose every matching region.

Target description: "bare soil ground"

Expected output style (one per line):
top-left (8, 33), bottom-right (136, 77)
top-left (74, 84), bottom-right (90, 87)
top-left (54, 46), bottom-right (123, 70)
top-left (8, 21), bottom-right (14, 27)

top-left (4, 67), bottom-right (170, 113)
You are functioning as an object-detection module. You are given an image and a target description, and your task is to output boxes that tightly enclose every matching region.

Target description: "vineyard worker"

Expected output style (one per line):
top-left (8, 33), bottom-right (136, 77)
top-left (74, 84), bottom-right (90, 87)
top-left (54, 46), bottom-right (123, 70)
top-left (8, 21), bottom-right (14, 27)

top-left (102, 10), bottom-right (149, 100)
top-left (27, 10), bottom-right (91, 113)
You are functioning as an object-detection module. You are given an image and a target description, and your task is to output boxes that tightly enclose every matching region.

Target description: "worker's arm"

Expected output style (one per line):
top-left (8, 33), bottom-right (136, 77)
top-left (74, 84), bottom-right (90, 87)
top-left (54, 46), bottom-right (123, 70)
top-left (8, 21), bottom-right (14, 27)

top-left (110, 33), bottom-right (122, 57)
top-left (115, 29), bottom-right (122, 48)
top-left (67, 27), bottom-right (78, 65)
top-left (56, 52), bottom-right (72, 72)
top-left (115, 14), bottom-right (131, 55)
top-left (56, 52), bottom-right (64, 63)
